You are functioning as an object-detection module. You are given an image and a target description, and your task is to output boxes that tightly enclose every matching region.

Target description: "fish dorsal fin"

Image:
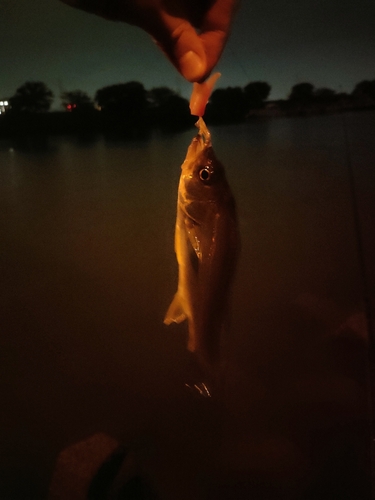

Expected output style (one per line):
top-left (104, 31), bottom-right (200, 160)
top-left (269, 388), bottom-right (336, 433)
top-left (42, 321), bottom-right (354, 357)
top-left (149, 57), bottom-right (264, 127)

top-left (164, 293), bottom-right (187, 325)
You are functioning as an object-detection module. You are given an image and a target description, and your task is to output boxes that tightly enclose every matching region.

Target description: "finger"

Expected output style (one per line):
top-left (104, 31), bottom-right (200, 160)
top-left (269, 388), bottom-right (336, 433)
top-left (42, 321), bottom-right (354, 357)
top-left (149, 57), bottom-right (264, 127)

top-left (199, 0), bottom-right (239, 76)
top-left (147, 13), bottom-right (208, 82)
top-left (199, 29), bottom-right (227, 79)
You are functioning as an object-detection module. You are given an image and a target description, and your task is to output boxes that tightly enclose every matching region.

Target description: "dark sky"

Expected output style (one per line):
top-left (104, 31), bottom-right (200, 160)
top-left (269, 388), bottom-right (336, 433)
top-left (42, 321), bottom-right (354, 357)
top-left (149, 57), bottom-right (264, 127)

top-left (1, 0), bottom-right (374, 107)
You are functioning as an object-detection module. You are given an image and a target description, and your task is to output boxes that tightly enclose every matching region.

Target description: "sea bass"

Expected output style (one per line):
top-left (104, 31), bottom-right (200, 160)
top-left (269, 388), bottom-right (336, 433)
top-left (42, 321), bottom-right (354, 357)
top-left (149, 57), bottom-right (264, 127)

top-left (164, 118), bottom-right (239, 371)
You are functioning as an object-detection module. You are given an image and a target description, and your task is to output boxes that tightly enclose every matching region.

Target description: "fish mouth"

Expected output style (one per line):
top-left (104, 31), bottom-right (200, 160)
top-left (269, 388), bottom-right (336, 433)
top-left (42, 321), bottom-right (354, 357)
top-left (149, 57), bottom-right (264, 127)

top-left (196, 117), bottom-right (211, 147)
top-left (187, 118), bottom-right (211, 159)
top-left (181, 117), bottom-right (213, 185)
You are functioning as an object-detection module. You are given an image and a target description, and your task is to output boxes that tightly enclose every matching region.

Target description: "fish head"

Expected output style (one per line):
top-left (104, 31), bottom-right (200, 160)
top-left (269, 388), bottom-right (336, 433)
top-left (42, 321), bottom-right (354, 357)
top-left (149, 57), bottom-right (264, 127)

top-left (179, 118), bottom-right (233, 213)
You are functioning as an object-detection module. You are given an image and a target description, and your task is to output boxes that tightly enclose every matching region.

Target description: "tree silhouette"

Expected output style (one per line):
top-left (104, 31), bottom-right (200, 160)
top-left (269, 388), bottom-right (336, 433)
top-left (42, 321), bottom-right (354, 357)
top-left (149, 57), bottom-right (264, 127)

top-left (352, 80), bottom-right (375, 101)
top-left (95, 82), bottom-right (149, 137)
top-left (244, 81), bottom-right (271, 109)
top-left (9, 81), bottom-right (54, 113)
top-left (148, 87), bottom-right (177, 108)
top-left (147, 87), bottom-right (193, 131)
top-left (95, 82), bottom-right (147, 116)
top-left (314, 87), bottom-right (337, 104)
top-left (207, 87), bottom-right (247, 123)
top-left (61, 90), bottom-right (95, 112)
top-left (288, 83), bottom-right (315, 103)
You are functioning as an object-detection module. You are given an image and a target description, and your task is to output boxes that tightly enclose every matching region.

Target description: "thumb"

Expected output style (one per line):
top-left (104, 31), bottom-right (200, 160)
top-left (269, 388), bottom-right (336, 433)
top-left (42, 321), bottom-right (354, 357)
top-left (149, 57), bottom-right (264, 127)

top-left (150, 15), bottom-right (208, 82)
top-left (199, 28), bottom-right (227, 78)
top-left (199, 0), bottom-right (238, 77)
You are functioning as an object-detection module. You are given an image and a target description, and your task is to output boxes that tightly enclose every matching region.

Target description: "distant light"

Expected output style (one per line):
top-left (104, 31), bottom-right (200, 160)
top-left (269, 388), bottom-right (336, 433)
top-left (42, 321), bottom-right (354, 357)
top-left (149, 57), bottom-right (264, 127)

top-left (0, 101), bottom-right (3, 106)
top-left (4, 101), bottom-right (8, 106)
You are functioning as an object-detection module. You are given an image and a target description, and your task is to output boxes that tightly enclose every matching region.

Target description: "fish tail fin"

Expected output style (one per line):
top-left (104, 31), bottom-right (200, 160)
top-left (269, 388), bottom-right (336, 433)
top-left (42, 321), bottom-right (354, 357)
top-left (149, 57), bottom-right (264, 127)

top-left (164, 293), bottom-right (187, 325)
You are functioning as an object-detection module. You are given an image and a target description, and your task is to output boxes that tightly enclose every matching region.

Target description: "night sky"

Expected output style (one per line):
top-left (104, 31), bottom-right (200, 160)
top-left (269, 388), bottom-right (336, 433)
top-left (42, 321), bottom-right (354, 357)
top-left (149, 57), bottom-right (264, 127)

top-left (1, 0), bottom-right (375, 108)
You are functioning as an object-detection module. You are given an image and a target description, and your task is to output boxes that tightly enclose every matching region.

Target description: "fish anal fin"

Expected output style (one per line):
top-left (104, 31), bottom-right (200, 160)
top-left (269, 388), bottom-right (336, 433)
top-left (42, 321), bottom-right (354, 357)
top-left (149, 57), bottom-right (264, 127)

top-left (164, 294), bottom-right (187, 325)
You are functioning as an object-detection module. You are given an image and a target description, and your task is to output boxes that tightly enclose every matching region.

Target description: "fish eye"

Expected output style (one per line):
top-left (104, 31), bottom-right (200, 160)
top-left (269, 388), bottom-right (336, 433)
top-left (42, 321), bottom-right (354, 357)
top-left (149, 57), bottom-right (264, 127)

top-left (199, 167), bottom-right (211, 182)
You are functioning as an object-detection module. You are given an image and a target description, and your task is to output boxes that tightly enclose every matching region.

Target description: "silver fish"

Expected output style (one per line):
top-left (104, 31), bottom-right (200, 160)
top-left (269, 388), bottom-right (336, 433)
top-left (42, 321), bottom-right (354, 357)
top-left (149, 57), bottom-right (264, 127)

top-left (164, 118), bottom-right (239, 371)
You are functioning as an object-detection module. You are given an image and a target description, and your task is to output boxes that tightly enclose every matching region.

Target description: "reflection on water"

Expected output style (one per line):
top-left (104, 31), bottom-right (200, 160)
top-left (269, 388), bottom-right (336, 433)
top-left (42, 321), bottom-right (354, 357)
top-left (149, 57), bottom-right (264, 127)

top-left (0, 111), bottom-right (374, 499)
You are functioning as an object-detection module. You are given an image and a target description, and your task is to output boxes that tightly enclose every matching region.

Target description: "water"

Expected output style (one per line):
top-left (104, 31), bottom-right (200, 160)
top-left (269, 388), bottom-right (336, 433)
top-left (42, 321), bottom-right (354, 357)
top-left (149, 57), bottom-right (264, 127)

top-left (0, 111), bottom-right (374, 499)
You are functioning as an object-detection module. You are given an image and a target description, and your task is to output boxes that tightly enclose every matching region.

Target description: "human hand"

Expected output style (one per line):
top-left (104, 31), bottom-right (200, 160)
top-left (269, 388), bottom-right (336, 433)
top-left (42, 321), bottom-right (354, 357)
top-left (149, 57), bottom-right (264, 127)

top-left (60, 0), bottom-right (239, 82)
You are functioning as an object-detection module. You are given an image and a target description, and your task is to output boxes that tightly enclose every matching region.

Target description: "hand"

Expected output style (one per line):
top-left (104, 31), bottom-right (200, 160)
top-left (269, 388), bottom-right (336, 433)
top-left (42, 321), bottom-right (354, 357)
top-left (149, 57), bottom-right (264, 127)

top-left (61, 0), bottom-right (239, 82)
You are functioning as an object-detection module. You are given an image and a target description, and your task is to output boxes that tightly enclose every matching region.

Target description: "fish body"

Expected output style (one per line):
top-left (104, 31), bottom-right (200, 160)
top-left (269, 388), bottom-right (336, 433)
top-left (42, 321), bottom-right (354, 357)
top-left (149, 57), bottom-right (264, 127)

top-left (164, 118), bottom-right (239, 370)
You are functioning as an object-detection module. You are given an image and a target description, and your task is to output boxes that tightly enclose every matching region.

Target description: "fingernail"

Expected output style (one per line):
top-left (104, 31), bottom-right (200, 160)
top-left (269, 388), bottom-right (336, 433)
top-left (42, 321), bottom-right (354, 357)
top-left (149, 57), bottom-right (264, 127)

top-left (180, 51), bottom-right (205, 82)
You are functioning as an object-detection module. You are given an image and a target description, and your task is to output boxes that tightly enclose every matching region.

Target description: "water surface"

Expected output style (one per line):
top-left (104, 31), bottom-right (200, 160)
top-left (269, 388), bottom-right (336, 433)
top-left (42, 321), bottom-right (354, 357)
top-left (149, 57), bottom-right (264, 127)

top-left (0, 111), bottom-right (374, 499)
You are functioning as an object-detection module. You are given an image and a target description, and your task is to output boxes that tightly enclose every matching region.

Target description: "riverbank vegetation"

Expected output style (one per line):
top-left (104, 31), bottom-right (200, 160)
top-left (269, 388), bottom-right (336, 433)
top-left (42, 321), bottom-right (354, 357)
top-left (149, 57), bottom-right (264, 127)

top-left (0, 79), bottom-right (374, 138)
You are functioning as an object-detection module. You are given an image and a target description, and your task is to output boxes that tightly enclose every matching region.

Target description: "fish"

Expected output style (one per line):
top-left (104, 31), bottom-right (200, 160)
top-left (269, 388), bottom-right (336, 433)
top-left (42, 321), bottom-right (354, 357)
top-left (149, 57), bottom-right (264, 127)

top-left (164, 117), bottom-right (239, 372)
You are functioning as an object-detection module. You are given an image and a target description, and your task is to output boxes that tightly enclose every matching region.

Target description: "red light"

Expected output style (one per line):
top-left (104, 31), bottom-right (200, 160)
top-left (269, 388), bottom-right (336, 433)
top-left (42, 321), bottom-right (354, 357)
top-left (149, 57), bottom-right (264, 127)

top-left (67, 104), bottom-right (72, 110)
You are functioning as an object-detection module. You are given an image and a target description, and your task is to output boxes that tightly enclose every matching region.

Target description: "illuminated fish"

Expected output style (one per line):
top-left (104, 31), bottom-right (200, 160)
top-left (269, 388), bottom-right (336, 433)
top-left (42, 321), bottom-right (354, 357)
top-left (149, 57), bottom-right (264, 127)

top-left (164, 117), bottom-right (239, 372)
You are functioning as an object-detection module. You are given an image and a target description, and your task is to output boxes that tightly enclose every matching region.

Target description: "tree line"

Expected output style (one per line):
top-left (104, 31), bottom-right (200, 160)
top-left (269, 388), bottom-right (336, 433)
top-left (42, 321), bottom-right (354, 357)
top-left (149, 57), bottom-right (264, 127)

top-left (1, 79), bottom-right (374, 137)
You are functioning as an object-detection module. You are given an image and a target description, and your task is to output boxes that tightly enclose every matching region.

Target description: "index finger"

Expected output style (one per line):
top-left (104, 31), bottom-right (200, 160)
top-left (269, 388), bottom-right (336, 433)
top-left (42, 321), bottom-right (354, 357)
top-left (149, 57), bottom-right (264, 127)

top-left (199, 0), bottom-right (239, 76)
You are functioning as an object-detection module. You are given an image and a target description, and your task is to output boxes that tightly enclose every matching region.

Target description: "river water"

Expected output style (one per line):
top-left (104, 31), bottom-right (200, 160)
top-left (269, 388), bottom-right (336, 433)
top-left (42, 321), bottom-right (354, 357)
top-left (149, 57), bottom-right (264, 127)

top-left (0, 111), bottom-right (374, 499)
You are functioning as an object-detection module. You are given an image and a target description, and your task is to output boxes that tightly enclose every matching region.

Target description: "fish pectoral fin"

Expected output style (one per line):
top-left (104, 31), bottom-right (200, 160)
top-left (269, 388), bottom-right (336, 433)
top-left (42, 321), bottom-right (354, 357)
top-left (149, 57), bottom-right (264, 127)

top-left (184, 216), bottom-right (202, 265)
top-left (164, 294), bottom-right (187, 325)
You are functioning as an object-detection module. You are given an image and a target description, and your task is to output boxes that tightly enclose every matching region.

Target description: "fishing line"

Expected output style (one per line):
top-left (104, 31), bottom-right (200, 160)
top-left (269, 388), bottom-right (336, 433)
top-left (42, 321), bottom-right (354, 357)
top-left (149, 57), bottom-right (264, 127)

top-left (341, 111), bottom-right (375, 499)
top-left (227, 44), bottom-right (251, 83)
top-left (227, 43), bottom-right (271, 109)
